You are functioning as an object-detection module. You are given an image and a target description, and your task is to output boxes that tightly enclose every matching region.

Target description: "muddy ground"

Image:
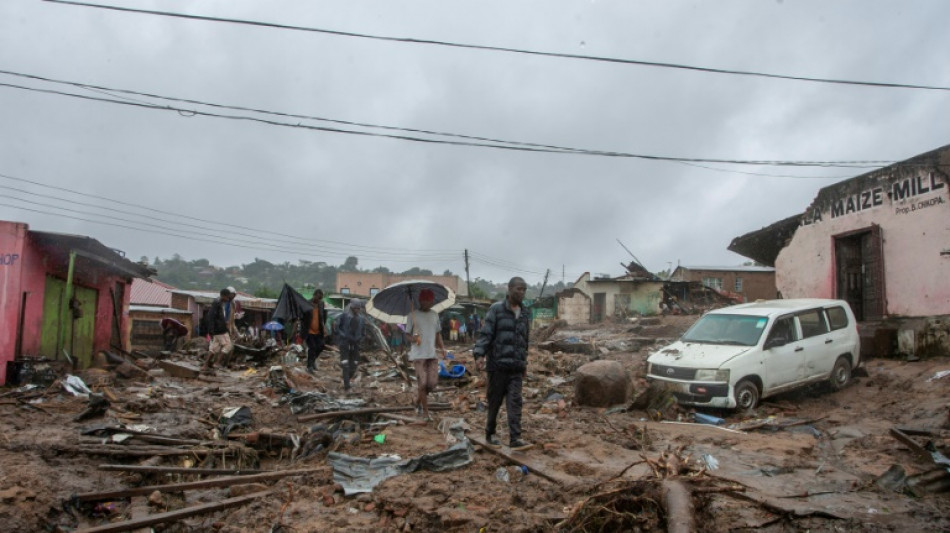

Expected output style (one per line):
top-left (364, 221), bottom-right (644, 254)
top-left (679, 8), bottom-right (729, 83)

top-left (1, 315), bottom-right (949, 532)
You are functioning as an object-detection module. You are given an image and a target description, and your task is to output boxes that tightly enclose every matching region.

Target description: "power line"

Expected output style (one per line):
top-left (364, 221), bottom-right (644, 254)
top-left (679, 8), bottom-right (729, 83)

top-left (0, 186), bottom-right (455, 262)
top-left (0, 172), bottom-right (457, 257)
top-left (0, 195), bottom-right (460, 262)
top-left (44, 0), bottom-right (950, 92)
top-left (0, 77), bottom-right (895, 169)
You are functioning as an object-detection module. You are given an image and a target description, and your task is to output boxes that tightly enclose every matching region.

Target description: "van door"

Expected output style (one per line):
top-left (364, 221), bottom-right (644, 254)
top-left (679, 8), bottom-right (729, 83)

top-left (823, 305), bottom-right (857, 365)
top-left (762, 315), bottom-right (805, 391)
top-left (797, 308), bottom-right (833, 379)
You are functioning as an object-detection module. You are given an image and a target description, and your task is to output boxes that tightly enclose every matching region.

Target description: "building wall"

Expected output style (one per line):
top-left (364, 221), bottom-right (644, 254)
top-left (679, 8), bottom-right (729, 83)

top-left (674, 268), bottom-right (777, 301)
top-left (335, 273), bottom-right (467, 297)
top-left (0, 222), bottom-right (28, 383)
top-left (557, 290), bottom-right (590, 325)
top-left (574, 273), bottom-right (663, 318)
top-left (777, 161), bottom-right (950, 318)
top-left (0, 221), bottom-right (137, 382)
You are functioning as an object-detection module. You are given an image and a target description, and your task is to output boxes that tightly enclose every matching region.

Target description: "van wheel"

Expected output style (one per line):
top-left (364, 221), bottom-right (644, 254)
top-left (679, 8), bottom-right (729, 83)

top-left (829, 357), bottom-right (852, 391)
top-left (733, 380), bottom-right (760, 410)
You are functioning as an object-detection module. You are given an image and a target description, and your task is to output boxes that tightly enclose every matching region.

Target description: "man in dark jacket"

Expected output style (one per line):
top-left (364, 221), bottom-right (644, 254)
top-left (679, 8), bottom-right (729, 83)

top-left (336, 299), bottom-right (366, 392)
top-left (202, 288), bottom-right (235, 370)
top-left (301, 289), bottom-right (327, 374)
top-left (474, 277), bottom-right (532, 450)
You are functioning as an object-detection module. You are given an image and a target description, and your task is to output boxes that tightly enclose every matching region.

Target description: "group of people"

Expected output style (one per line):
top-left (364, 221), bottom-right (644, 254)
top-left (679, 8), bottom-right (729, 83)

top-left (198, 277), bottom-right (533, 450)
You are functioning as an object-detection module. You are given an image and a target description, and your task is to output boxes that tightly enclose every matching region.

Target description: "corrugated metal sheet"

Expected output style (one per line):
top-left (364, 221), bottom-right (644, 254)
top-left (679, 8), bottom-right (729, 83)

top-left (130, 278), bottom-right (175, 306)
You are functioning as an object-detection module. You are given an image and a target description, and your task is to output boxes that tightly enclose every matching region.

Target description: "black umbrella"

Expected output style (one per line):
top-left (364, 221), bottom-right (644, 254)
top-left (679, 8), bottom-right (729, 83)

top-left (366, 280), bottom-right (456, 324)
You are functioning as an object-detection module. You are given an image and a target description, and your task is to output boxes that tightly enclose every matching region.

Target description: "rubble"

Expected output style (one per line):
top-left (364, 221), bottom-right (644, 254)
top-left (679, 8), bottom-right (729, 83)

top-left (0, 315), bottom-right (948, 532)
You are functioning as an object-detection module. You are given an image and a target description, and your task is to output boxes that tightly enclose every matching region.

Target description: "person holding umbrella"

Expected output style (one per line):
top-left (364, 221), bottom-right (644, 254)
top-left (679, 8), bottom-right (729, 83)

top-left (406, 289), bottom-right (447, 419)
top-left (336, 299), bottom-right (366, 392)
top-left (474, 277), bottom-right (532, 450)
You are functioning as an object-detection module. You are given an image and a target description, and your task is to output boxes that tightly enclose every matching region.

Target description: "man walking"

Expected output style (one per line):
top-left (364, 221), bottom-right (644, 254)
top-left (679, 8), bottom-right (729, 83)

top-left (336, 299), bottom-right (366, 392)
top-left (302, 289), bottom-right (326, 374)
top-left (203, 287), bottom-right (236, 370)
top-left (406, 289), bottom-right (446, 419)
top-left (474, 277), bottom-right (532, 450)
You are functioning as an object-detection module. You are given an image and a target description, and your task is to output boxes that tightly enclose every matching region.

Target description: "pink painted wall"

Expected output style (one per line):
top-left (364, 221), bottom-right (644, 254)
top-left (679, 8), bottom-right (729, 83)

top-left (16, 234), bottom-right (48, 359)
top-left (1, 220), bottom-right (137, 383)
top-left (777, 166), bottom-right (950, 317)
top-left (0, 222), bottom-right (28, 384)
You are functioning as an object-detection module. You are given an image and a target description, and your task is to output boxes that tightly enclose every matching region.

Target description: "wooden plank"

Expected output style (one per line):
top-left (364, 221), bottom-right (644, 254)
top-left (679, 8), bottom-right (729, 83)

top-left (98, 465), bottom-right (265, 476)
top-left (296, 404), bottom-right (450, 422)
top-left (468, 435), bottom-right (565, 485)
top-left (74, 469), bottom-right (319, 502)
top-left (74, 490), bottom-right (273, 533)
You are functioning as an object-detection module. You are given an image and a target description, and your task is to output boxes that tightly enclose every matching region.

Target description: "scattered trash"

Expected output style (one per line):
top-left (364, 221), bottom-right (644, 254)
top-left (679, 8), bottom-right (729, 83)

top-left (927, 370), bottom-right (950, 382)
top-left (330, 437), bottom-right (474, 495)
top-left (373, 434), bottom-right (386, 444)
top-left (284, 391), bottom-right (365, 415)
top-left (874, 464), bottom-right (907, 492)
top-left (701, 454), bottom-right (719, 470)
top-left (543, 391), bottom-right (565, 403)
top-left (63, 375), bottom-right (92, 397)
top-left (438, 361), bottom-right (467, 379)
top-left (693, 413), bottom-right (725, 425)
top-left (495, 466), bottom-right (510, 483)
top-left (219, 406), bottom-right (253, 437)
top-left (74, 394), bottom-right (110, 421)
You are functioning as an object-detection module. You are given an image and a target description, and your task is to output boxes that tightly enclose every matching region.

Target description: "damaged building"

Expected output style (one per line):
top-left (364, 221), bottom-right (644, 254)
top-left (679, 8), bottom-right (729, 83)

top-left (730, 143), bottom-right (950, 358)
top-left (0, 220), bottom-right (153, 384)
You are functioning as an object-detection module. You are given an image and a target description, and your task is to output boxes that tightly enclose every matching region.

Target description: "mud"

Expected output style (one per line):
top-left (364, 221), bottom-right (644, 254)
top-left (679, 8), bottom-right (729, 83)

top-left (1, 315), bottom-right (948, 532)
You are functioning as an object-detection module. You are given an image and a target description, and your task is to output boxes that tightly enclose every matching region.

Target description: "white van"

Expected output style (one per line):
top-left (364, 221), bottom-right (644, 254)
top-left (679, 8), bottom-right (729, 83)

top-left (646, 299), bottom-right (860, 410)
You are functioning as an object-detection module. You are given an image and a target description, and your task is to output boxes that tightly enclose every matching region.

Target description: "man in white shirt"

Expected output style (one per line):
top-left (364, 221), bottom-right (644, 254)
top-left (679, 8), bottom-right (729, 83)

top-left (406, 289), bottom-right (446, 419)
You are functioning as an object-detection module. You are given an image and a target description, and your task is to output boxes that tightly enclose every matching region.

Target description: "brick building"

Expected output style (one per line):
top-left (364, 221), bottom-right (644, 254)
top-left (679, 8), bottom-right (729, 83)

top-left (670, 265), bottom-right (777, 302)
top-left (335, 272), bottom-right (468, 297)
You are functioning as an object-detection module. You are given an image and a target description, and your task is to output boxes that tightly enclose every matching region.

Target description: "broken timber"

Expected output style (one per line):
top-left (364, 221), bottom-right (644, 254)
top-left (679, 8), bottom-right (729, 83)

top-left (296, 404), bottom-right (450, 422)
top-left (99, 464), bottom-right (265, 475)
top-left (74, 490), bottom-right (273, 533)
top-left (469, 435), bottom-right (564, 485)
top-left (73, 469), bottom-right (319, 502)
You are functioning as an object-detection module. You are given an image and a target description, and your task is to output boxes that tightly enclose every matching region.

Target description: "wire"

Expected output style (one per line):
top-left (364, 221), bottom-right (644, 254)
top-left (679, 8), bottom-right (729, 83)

top-left (0, 185), bottom-right (456, 261)
top-left (0, 197), bottom-right (460, 264)
top-left (0, 78), bottom-right (895, 169)
top-left (0, 194), bottom-right (461, 262)
top-left (0, 171), bottom-right (457, 256)
top-left (43, 0), bottom-right (950, 92)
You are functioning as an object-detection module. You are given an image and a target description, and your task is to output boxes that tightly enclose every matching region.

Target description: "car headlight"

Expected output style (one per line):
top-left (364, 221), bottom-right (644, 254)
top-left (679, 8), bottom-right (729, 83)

top-left (694, 369), bottom-right (729, 382)
top-left (646, 363), bottom-right (653, 375)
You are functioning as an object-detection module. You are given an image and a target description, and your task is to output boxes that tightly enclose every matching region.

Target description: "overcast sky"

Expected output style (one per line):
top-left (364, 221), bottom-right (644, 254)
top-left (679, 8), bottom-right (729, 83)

top-left (2, 0), bottom-right (948, 285)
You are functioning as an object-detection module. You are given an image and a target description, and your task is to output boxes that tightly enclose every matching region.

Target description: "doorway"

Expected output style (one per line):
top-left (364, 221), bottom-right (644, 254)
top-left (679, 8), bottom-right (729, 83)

top-left (834, 225), bottom-right (884, 321)
top-left (592, 293), bottom-right (606, 323)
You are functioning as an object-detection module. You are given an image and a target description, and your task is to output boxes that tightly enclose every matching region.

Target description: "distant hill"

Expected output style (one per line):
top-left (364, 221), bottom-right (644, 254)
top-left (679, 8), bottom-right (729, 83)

top-left (148, 254), bottom-right (568, 299)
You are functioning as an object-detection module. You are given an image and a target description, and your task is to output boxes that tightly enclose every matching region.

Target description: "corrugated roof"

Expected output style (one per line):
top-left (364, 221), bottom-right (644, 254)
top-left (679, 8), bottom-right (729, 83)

top-left (130, 278), bottom-right (176, 306)
top-left (679, 265), bottom-right (776, 273)
top-left (129, 305), bottom-right (191, 315)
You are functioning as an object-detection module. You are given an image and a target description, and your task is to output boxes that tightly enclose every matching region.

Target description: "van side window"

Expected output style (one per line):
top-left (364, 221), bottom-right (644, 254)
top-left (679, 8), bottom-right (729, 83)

top-left (766, 316), bottom-right (799, 344)
top-left (826, 306), bottom-right (849, 330)
top-left (798, 309), bottom-right (830, 338)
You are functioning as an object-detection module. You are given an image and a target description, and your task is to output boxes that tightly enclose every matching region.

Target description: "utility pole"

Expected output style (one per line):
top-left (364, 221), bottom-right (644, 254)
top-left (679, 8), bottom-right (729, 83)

top-left (538, 269), bottom-right (550, 299)
top-left (464, 249), bottom-right (472, 298)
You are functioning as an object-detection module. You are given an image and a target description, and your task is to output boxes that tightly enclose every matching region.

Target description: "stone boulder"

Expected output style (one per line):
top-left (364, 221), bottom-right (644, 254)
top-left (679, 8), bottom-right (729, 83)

top-left (574, 360), bottom-right (631, 407)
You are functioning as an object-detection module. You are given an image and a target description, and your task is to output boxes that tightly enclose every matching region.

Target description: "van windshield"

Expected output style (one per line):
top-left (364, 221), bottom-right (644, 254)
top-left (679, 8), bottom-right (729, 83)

top-left (681, 313), bottom-right (768, 346)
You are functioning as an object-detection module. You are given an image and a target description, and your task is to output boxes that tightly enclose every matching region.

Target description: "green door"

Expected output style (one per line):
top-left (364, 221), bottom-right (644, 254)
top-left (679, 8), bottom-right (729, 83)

top-left (40, 276), bottom-right (98, 368)
top-left (40, 277), bottom-right (64, 358)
